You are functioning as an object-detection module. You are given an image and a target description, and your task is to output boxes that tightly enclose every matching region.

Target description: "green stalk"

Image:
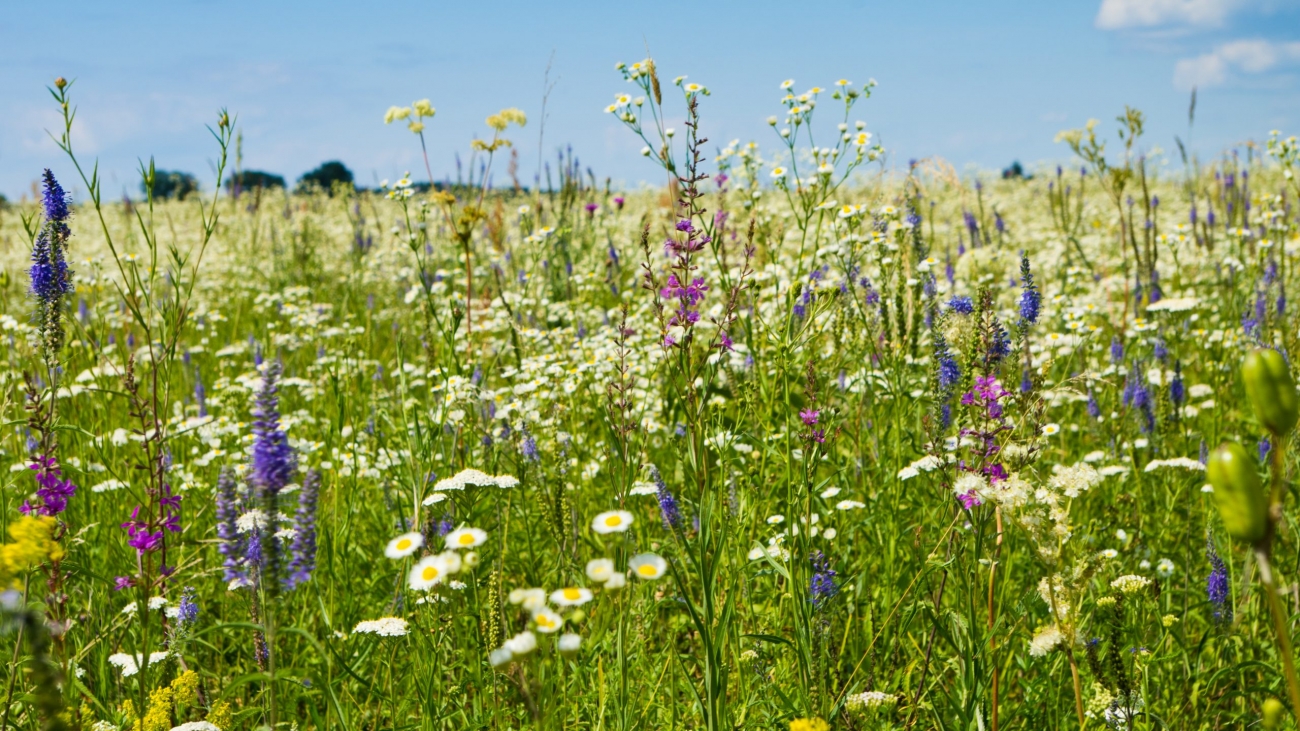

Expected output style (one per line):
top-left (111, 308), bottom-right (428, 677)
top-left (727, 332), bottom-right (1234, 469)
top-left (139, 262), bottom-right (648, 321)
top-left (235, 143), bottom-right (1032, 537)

top-left (1262, 434), bottom-right (1300, 716)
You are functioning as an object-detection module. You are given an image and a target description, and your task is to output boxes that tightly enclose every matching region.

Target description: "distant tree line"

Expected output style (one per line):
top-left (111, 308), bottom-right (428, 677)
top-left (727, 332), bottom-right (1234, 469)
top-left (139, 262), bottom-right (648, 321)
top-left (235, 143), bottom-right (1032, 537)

top-left (139, 160), bottom-right (358, 200)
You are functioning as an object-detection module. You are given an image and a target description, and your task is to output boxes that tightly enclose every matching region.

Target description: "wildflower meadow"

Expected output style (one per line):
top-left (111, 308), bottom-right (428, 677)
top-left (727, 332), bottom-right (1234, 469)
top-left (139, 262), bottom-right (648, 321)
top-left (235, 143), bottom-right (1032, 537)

top-left (4, 61), bottom-right (1300, 731)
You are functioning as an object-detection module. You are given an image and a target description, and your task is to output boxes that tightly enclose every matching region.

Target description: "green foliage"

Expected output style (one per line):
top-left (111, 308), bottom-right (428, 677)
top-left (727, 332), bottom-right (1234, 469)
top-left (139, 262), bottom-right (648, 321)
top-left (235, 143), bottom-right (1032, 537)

top-left (296, 160), bottom-right (353, 195)
top-left (140, 169), bottom-right (199, 201)
top-left (225, 169), bottom-right (286, 192)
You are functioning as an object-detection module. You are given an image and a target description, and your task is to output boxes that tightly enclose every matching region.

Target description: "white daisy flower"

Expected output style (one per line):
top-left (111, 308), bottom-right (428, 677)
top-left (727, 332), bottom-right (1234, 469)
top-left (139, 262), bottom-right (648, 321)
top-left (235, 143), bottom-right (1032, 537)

top-left (550, 587), bottom-right (594, 607)
top-left (592, 510), bottom-right (634, 534)
top-left (445, 526), bottom-right (488, 550)
top-left (508, 587), bottom-right (547, 612)
top-left (586, 558), bottom-right (615, 583)
top-left (629, 553), bottom-right (667, 580)
top-left (558, 632), bottom-right (582, 656)
top-left (385, 532), bottom-right (424, 559)
top-left (503, 631), bottom-right (537, 656)
top-left (409, 552), bottom-right (461, 590)
top-left (533, 608), bottom-right (564, 634)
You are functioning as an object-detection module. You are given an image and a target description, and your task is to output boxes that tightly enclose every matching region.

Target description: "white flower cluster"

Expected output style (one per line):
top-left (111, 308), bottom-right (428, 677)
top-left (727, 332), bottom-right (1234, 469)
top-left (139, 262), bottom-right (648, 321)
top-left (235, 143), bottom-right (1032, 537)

top-left (107, 651), bottom-right (169, 677)
top-left (353, 617), bottom-right (409, 637)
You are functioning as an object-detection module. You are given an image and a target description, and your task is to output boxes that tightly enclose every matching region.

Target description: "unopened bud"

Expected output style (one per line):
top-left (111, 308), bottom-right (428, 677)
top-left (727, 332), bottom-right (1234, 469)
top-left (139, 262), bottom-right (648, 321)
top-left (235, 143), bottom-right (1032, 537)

top-left (1262, 697), bottom-right (1284, 729)
top-left (1243, 348), bottom-right (1299, 435)
top-left (1207, 442), bottom-right (1268, 544)
top-left (54, 77), bottom-right (66, 89)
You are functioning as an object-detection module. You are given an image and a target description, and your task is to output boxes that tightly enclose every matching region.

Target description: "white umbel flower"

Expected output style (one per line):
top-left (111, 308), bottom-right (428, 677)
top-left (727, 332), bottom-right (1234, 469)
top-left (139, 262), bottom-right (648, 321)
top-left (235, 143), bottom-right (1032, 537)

top-left (353, 617), bottom-right (409, 637)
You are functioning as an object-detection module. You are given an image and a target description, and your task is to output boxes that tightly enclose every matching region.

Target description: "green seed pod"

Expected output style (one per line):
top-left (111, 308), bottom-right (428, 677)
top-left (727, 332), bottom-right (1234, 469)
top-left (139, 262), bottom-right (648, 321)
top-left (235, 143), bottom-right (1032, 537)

top-left (1261, 697), bottom-right (1284, 729)
top-left (1243, 349), bottom-right (1299, 436)
top-left (1207, 442), bottom-right (1268, 544)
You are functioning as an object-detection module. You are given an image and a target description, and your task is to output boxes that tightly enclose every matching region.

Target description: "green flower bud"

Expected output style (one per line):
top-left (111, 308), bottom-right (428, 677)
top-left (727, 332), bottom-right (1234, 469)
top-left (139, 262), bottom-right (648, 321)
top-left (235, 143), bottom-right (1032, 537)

top-left (1262, 697), bottom-right (1284, 729)
top-left (1243, 349), bottom-right (1299, 435)
top-left (1207, 442), bottom-right (1268, 544)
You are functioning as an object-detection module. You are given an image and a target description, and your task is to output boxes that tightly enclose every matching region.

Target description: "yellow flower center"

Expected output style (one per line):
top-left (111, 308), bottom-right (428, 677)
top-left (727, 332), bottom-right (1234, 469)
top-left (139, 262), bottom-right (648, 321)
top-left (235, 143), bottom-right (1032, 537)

top-left (563, 588), bottom-right (582, 601)
top-left (396, 539), bottom-right (412, 551)
top-left (637, 565), bottom-right (657, 577)
top-left (422, 566), bottom-right (439, 581)
top-left (538, 615), bottom-right (556, 628)
top-left (458, 533), bottom-right (476, 546)
top-left (604, 515), bottom-right (622, 527)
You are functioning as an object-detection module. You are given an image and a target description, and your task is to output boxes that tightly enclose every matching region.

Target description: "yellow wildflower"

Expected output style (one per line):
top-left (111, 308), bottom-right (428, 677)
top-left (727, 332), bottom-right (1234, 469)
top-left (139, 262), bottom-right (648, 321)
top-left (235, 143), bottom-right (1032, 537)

top-left (206, 699), bottom-right (234, 730)
top-left (789, 718), bottom-right (829, 731)
top-left (171, 669), bottom-right (200, 707)
top-left (1, 515), bottom-right (63, 586)
top-left (141, 686), bottom-right (174, 731)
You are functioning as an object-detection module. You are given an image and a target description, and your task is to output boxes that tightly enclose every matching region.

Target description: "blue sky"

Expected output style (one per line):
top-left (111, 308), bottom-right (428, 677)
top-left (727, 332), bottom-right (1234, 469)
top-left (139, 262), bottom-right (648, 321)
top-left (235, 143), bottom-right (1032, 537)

top-left (2, 0), bottom-right (1299, 200)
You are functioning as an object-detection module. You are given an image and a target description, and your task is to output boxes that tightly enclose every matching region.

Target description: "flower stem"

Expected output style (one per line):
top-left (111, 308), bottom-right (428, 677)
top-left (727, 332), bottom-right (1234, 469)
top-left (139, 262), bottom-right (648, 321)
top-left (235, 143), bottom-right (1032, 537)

top-left (1257, 550), bottom-right (1300, 717)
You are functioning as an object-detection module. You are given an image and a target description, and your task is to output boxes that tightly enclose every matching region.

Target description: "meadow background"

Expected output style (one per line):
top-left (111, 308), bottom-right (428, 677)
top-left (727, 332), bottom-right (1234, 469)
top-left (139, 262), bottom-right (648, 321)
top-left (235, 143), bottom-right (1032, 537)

top-left (3, 2), bottom-right (1300, 731)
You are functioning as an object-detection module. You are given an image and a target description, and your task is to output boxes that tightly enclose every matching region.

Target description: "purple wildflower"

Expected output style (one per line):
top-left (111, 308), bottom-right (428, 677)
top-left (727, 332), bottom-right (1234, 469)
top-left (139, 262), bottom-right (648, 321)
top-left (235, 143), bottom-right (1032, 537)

top-left (121, 505), bottom-right (163, 554)
top-left (30, 170), bottom-right (75, 357)
top-left (215, 467), bottom-right (246, 583)
top-left (718, 330), bottom-right (734, 352)
top-left (285, 469), bottom-right (320, 590)
top-left (947, 295), bottom-right (974, 314)
top-left (957, 489), bottom-right (982, 510)
top-left (1018, 256), bottom-right (1040, 325)
top-left (521, 432), bottom-right (539, 462)
top-left (177, 586), bottom-right (199, 626)
top-left (800, 409), bottom-right (820, 426)
top-left (650, 465), bottom-right (681, 530)
top-left (1170, 362), bottom-right (1185, 406)
top-left (1206, 538), bottom-right (1231, 624)
top-left (809, 551), bottom-right (838, 608)
top-left (20, 453), bottom-right (77, 517)
top-left (250, 361), bottom-right (296, 497)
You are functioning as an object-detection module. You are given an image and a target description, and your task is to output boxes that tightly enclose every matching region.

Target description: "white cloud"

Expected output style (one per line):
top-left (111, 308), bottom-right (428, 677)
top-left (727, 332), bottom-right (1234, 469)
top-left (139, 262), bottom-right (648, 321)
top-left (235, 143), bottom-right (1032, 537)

top-left (1173, 39), bottom-right (1300, 88)
top-left (1096, 0), bottom-right (1243, 29)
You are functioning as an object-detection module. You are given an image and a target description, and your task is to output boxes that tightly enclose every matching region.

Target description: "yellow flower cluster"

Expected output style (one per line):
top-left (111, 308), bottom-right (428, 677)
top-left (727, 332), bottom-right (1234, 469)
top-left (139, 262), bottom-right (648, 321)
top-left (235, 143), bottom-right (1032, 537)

top-left (0, 515), bottom-right (63, 588)
top-left (141, 686), bottom-right (174, 731)
top-left (206, 699), bottom-right (233, 729)
top-left (486, 107), bottom-right (526, 131)
top-left (117, 670), bottom-right (202, 731)
top-left (385, 98), bottom-right (436, 134)
top-left (789, 718), bottom-right (829, 731)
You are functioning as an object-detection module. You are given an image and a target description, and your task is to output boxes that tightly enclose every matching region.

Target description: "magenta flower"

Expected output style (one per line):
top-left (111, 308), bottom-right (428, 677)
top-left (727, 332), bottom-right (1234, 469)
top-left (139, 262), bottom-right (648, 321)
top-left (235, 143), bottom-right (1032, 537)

top-left (21, 453), bottom-right (77, 517)
top-left (800, 409), bottom-right (820, 426)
